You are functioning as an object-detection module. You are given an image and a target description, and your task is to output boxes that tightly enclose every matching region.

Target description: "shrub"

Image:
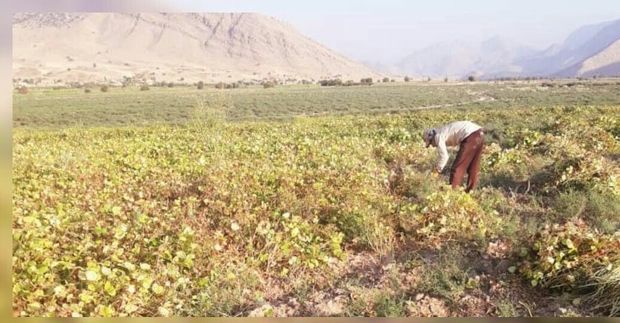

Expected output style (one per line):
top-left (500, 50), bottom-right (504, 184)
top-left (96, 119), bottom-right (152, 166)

top-left (84, 88), bottom-right (91, 93)
top-left (214, 82), bottom-right (240, 89)
top-left (399, 189), bottom-right (503, 247)
top-left (382, 77), bottom-right (390, 83)
top-left (262, 81), bottom-right (275, 89)
top-left (197, 81), bottom-right (204, 90)
top-left (167, 82), bottom-right (174, 88)
top-left (100, 85), bottom-right (109, 92)
top-left (255, 212), bottom-right (344, 271)
top-left (518, 222), bottom-right (620, 291)
top-left (319, 79), bottom-right (343, 87)
top-left (140, 85), bottom-right (150, 91)
top-left (584, 190), bottom-right (620, 233)
top-left (468, 75), bottom-right (476, 82)
top-left (552, 189), bottom-right (587, 223)
top-left (17, 86), bottom-right (28, 94)
top-left (416, 246), bottom-right (473, 304)
top-left (373, 293), bottom-right (405, 317)
top-left (121, 76), bottom-right (134, 87)
top-left (360, 78), bottom-right (373, 85)
top-left (331, 207), bottom-right (394, 254)
top-left (547, 155), bottom-right (618, 195)
top-left (404, 76), bottom-right (410, 82)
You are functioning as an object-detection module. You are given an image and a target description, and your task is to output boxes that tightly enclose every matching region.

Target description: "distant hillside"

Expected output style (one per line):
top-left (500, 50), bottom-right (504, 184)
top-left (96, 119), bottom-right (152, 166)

top-left (13, 12), bottom-right (379, 86)
top-left (395, 18), bottom-right (620, 79)
top-left (396, 37), bottom-right (534, 79)
top-left (520, 19), bottom-right (620, 77)
top-left (573, 39), bottom-right (620, 77)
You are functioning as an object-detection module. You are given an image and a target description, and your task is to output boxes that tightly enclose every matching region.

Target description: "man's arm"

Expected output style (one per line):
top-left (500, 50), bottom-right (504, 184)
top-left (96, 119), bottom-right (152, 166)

top-left (436, 139), bottom-right (449, 173)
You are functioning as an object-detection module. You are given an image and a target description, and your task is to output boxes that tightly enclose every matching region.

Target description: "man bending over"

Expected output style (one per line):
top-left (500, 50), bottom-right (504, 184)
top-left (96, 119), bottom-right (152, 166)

top-left (422, 121), bottom-right (485, 192)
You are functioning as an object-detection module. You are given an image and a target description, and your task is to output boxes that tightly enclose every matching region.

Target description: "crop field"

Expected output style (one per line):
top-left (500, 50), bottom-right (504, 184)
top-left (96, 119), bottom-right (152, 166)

top-left (13, 80), bottom-right (620, 128)
top-left (12, 81), bottom-right (620, 317)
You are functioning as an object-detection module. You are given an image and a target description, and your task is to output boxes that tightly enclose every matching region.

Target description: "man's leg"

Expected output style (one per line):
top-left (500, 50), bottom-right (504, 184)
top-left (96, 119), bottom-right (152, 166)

top-left (450, 136), bottom-right (477, 189)
top-left (466, 133), bottom-right (484, 192)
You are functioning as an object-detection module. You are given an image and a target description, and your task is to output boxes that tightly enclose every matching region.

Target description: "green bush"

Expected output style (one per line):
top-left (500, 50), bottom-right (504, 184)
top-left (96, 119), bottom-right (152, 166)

top-left (518, 222), bottom-right (620, 290)
top-left (416, 246), bottom-right (475, 305)
top-left (583, 190), bottom-right (620, 233)
top-left (374, 293), bottom-right (405, 317)
top-left (552, 189), bottom-right (587, 222)
top-left (399, 189), bottom-right (503, 247)
top-left (550, 184), bottom-right (620, 233)
top-left (360, 77), bottom-right (373, 85)
top-left (319, 79), bottom-right (343, 86)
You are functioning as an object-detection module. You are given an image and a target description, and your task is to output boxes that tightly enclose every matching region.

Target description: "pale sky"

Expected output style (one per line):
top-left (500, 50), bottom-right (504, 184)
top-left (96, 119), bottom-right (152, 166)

top-left (171, 0), bottom-right (620, 64)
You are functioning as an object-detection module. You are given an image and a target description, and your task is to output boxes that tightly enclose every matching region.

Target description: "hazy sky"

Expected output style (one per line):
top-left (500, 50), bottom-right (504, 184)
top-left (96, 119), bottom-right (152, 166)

top-left (172, 0), bottom-right (620, 64)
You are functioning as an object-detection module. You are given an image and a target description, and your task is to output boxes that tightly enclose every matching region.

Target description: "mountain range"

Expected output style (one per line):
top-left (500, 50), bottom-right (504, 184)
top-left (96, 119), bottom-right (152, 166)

top-left (13, 12), bottom-right (378, 85)
top-left (395, 18), bottom-right (620, 79)
top-left (12, 13), bottom-right (620, 84)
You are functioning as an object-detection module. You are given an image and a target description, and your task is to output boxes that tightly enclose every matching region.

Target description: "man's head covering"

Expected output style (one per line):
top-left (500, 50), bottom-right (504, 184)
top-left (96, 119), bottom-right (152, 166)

top-left (422, 128), bottom-right (436, 147)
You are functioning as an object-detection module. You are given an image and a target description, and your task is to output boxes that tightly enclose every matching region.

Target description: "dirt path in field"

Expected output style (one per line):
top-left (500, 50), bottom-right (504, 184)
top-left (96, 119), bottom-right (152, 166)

top-left (234, 95), bottom-right (502, 122)
top-left (411, 95), bottom-right (497, 110)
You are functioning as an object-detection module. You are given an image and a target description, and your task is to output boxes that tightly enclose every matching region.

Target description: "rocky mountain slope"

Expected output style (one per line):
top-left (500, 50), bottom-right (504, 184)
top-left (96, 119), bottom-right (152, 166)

top-left (13, 12), bottom-right (378, 85)
top-left (396, 18), bottom-right (620, 79)
top-left (397, 36), bottom-right (534, 79)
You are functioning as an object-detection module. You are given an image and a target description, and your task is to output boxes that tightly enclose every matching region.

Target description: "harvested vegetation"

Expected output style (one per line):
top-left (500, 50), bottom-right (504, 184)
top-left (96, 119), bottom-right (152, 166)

top-left (12, 95), bottom-right (620, 316)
